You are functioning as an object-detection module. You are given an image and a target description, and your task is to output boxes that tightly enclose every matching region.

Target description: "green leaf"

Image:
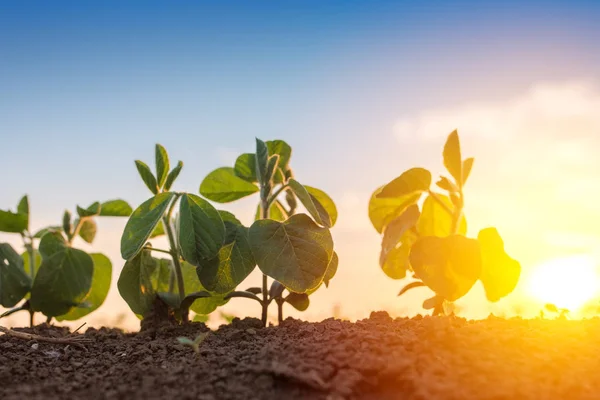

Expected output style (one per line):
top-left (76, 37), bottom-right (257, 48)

top-left (117, 249), bottom-right (159, 317)
top-left (254, 200), bottom-right (288, 222)
top-left (477, 228), bottom-right (521, 302)
top-left (304, 186), bottom-right (337, 227)
top-left (196, 222), bottom-right (256, 294)
top-left (0, 209), bottom-right (28, 233)
top-left (155, 144), bottom-right (170, 189)
top-left (76, 202), bottom-right (101, 217)
top-left (135, 160), bottom-right (159, 195)
top-left (234, 153), bottom-right (257, 182)
top-left (150, 221), bottom-right (165, 238)
top-left (218, 210), bottom-right (242, 225)
top-left (77, 218), bottom-right (97, 244)
top-left (417, 194), bottom-right (466, 237)
top-left (288, 179), bottom-right (332, 228)
top-left (181, 261), bottom-right (229, 315)
top-left (266, 140), bottom-right (292, 171)
top-left (285, 292), bottom-right (310, 311)
top-left (249, 214), bottom-right (333, 293)
top-left (30, 246), bottom-right (94, 317)
top-left (380, 204), bottom-right (420, 269)
top-left (245, 287), bottom-right (262, 295)
top-left (62, 210), bottom-right (72, 237)
top-left (22, 249), bottom-right (41, 280)
top-left (99, 200), bottom-right (133, 217)
top-left (121, 193), bottom-right (176, 260)
top-left (0, 243), bottom-right (31, 308)
top-left (200, 167), bottom-right (259, 203)
top-left (178, 194), bottom-right (226, 266)
top-left (398, 281), bottom-right (426, 297)
top-left (39, 231), bottom-right (68, 258)
top-left (380, 230), bottom-right (418, 280)
top-left (377, 168), bottom-right (432, 199)
top-left (443, 130), bottom-right (462, 186)
top-left (17, 196), bottom-right (29, 231)
top-left (255, 138), bottom-right (269, 185)
top-left (323, 251), bottom-right (338, 287)
top-left (462, 157), bottom-right (474, 185)
top-left (409, 235), bottom-right (482, 301)
top-left (56, 253), bottom-right (112, 321)
top-left (33, 226), bottom-right (62, 239)
top-left (164, 161), bottom-right (184, 191)
top-left (269, 281), bottom-right (285, 299)
top-left (368, 186), bottom-right (422, 234)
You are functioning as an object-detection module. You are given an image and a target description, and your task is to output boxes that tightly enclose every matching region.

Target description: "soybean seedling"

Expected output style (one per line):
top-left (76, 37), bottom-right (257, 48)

top-left (369, 130), bottom-right (521, 315)
top-left (177, 331), bottom-right (209, 354)
top-left (118, 144), bottom-right (231, 324)
top-left (0, 196), bottom-right (131, 325)
top-left (199, 138), bottom-right (338, 326)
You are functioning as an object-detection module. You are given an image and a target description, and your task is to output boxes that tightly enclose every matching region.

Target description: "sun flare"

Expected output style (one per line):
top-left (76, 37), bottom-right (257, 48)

top-left (526, 254), bottom-right (600, 311)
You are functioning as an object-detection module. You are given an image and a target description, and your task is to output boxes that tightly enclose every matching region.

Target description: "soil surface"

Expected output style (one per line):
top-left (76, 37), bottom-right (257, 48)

top-left (1, 312), bottom-right (600, 399)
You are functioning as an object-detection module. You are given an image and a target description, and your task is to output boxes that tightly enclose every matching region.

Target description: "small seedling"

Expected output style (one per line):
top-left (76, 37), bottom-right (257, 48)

top-left (369, 130), bottom-right (521, 315)
top-left (0, 196), bottom-right (131, 325)
top-left (177, 331), bottom-right (209, 354)
top-left (199, 138), bottom-right (338, 326)
top-left (541, 303), bottom-right (570, 320)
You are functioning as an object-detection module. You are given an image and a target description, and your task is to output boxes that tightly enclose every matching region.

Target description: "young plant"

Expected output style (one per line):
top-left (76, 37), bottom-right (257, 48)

top-left (0, 196), bottom-right (130, 325)
top-left (118, 145), bottom-right (230, 324)
top-left (177, 331), bottom-right (209, 354)
top-left (369, 130), bottom-right (521, 315)
top-left (199, 138), bottom-right (338, 326)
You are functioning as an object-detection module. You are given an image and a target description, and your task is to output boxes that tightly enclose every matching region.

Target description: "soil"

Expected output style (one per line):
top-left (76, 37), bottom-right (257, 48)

top-left (1, 312), bottom-right (600, 400)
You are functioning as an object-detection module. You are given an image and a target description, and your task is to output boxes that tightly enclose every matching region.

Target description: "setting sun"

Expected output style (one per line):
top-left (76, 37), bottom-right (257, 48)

top-left (526, 254), bottom-right (600, 311)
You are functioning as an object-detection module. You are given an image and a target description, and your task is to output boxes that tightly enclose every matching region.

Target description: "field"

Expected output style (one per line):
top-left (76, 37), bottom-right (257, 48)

top-left (2, 313), bottom-right (599, 400)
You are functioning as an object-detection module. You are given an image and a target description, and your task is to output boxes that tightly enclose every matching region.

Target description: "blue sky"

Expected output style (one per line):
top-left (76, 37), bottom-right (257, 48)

top-left (2, 1), bottom-right (600, 328)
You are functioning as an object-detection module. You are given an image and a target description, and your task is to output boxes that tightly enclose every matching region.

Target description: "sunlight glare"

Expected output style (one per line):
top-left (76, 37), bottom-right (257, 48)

top-left (526, 254), bottom-right (600, 311)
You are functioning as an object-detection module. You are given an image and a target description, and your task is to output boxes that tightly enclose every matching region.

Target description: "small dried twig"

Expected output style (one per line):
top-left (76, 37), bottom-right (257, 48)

top-left (0, 326), bottom-right (92, 351)
top-left (69, 322), bottom-right (87, 336)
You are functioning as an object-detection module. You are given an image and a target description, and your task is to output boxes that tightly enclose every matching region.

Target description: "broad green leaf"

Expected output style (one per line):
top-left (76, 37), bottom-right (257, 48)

top-left (135, 160), bottom-right (159, 194)
top-left (33, 226), bottom-right (62, 239)
top-left (150, 257), bottom-right (172, 293)
top-left (197, 222), bottom-right (256, 294)
top-left (218, 210), bottom-right (242, 225)
top-left (0, 209), bottom-right (28, 233)
top-left (62, 210), bottom-right (72, 237)
top-left (380, 230), bottom-right (417, 280)
top-left (193, 314), bottom-right (210, 323)
top-left (409, 235), bottom-right (482, 301)
top-left (164, 161), bottom-right (184, 191)
top-left (285, 292), bottom-right (309, 311)
top-left (155, 144), bottom-right (170, 188)
top-left (478, 228), bottom-right (521, 302)
top-left (249, 214), bottom-right (333, 293)
top-left (56, 253), bottom-right (112, 321)
top-left (30, 247), bottom-right (94, 317)
top-left (0, 243), bottom-right (31, 308)
top-left (200, 167), bottom-right (259, 203)
top-left (443, 130), bottom-right (462, 186)
top-left (255, 138), bottom-right (269, 185)
top-left (304, 186), bottom-right (337, 227)
top-left (39, 231), bottom-right (68, 258)
top-left (368, 186), bottom-right (421, 234)
top-left (417, 194), bottom-right (466, 237)
top-left (17, 196), bottom-right (29, 231)
top-left (121, 193), bottom-right (176, 260)
top-left (323, 251), bottom-right (338, 287)
top-left (76, 202), bottom-right (101, 217)
top-left (288, 179), bottom-right (332, 228)
top-left (380, 204), bottom-right (420, 268)
top-left (234, 153), bottom-right (257, 182)
top-left (463, 157), bottom-right (474, 185)
top-left (178, 194), bottom-right (226, 266)
top-left (377, 168), bottom-right (432, 199)
top-left (181, 261), bottom-right (229, 315)
top-left (99, 200), bottom-right (133, 217)
top-left (77, 218), bottom-right (97, 244)
top-left (117, 249), bottom-right (159, 317)
top-left (254, 200), bottom-right (288, 221)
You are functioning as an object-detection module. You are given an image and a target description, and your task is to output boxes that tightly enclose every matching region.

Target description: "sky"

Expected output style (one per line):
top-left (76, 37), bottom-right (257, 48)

top-left (1, 0), bottom-right (600, 330)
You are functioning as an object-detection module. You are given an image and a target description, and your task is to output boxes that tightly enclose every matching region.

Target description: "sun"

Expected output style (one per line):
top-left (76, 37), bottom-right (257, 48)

top-left (526, 254), bottom-right (600, 311)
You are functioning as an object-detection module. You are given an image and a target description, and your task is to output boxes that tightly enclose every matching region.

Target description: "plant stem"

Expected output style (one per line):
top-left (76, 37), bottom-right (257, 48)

top-left (142, 246), bottom-right (172, 256)
top-left (266, 184), bottom-right (288, 206)
top-left (449, 188), bottom-right (464, 235)
top-left (277, 299), bottom-right (283, 324)
top-left (260, 198), bottom-right (270, 326)
top-left (69, 217), bottom-right (86, 245)
top-left (162, 194), bottom-right (187, 321)
top-left (427, 190), bottom-right (454, 216)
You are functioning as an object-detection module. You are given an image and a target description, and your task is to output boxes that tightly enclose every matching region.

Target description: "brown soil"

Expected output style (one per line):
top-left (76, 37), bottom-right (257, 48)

top-left (1, 312), bottom-right (599, 400)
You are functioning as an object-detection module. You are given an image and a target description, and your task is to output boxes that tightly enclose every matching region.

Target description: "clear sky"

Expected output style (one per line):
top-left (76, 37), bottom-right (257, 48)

top-left (2, 1), bottom-right (600, 329)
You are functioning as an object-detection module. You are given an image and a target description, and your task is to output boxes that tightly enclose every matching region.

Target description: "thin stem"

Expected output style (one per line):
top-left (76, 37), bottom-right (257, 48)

top-left (427, 190), bottom-right (453, 216)
top-left (260, 198), bottom-right (270, 326)
top-left (162, 193), bottom-right (186, 320)
top-left (277, 299), bottom-right (284, 324)
top-left (142, 246), bottom-right (172, 256)
top-left (224, 291), bottom-right (263, 304)
top-left (450, 187), bottom-right (464, 235)
top-left (266, 184), bottom-right (289, 207)
top-left (0, 326), bottom-right (91, 351)
top-left (0, 302), bottom-right (29, 319)
top-left (69, 217), bottom-right (87, 245)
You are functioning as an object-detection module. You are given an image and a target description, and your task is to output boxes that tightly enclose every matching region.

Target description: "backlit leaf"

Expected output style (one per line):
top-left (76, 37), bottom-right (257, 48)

top-left (0, 243), bottom-right (31, 308)
top-left (305, 186), bottom-right (337, 227)
top-left (0, 209), bottom-right (28, 233)
top-left (255, 138), bottom-right (269, 185)
top-left (200, 167), bottom-right (259, 203)
top-left (117, 249), bottom-right (159, 317)
top-left (478, 227), bottom-right (521, 302)
top-left (121, 193), bottom-right (175, 260)
top-left (368, 186), bottom-right (422, 234)
top-left (155, 144), bottom-right (170, 188)
top-left (234, 153), bottom-right (257, 182)
top-left (254, 200), bottom-right (288, 221)
top-left (285, 292), bottom-right (310, 311)
top-left (443, 130), bottom-right (462, 186)
top-left (77, 218), bottom-right (97, 244)
top-left (164, 161), bottom-right (184, 191)
top-left (99, 200), bottom-right (133, 217)
top-left (76, 202), bottom-right (101, 217)
top-left (417, 194), bottom-right (466, 237)
top-left (462, 157), bottom-right (475, 185)
top-left (249, 214), bottom-right (333, 293)
top-left (17, 196), bottom-right (29, 231)
top-left (288, 179), bottom-right (332, 227)
top-left (135, 160), bottom-right (159, 195)
top-left (380, 204), bottom-right (420, 268)
top-left (380, 230), bottom-right (417, 280)
top-left (377, 168), bottom-right (432, 199)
